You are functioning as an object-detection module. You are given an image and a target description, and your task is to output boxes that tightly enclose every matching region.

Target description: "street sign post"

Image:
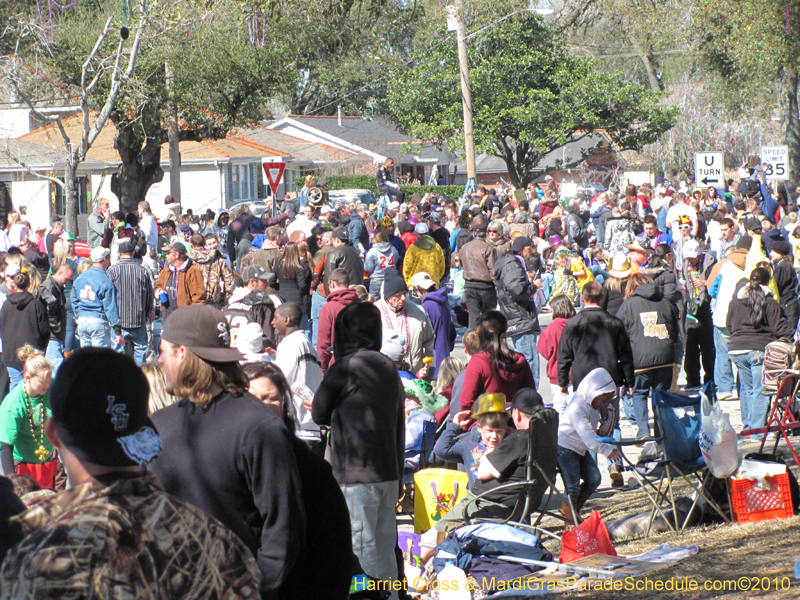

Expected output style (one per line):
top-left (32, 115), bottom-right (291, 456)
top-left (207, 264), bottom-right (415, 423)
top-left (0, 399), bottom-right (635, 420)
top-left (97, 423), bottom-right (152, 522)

top-left (694, 152), bottom-right (724, 189)
top-left (760, 145), bottom-right (789, 181)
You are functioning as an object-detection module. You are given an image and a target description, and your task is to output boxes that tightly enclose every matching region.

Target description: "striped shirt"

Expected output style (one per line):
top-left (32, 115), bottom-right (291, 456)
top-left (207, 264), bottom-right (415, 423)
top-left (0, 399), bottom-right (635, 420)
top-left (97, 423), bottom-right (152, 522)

top-left (106, 258), bottom-right (154, 329)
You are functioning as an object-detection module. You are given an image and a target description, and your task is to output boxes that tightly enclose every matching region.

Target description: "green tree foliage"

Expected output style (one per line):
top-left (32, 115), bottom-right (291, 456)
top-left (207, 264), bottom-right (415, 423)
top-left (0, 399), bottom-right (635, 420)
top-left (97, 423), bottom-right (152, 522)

top-left (386, 13), bottom-right (676, 187)
top-left (7, 0), bottom-right (297, 213)
top-left (699, 0), bottom-right (800, 184)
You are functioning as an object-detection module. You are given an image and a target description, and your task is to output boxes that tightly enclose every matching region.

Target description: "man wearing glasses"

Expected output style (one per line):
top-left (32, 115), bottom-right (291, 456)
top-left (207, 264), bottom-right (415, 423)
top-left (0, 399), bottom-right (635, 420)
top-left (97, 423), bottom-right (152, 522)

top-left (665, 191), bottom-right (697, 241)
top-left (155, 242), bottom-right (206, 323)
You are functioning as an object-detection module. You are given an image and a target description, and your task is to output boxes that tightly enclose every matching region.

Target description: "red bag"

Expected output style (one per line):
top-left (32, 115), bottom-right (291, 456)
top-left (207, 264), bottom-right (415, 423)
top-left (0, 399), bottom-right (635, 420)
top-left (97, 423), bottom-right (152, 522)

top-left (17, 461), bottom-right (57, 490)
top-left (559, 510), bottom-right (616, 563)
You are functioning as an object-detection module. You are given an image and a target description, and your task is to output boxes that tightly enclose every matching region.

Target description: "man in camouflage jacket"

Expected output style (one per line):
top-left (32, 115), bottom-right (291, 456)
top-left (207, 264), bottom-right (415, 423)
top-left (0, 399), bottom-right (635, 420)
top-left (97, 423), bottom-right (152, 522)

top-left (0, 348), bottom-right (260, 599)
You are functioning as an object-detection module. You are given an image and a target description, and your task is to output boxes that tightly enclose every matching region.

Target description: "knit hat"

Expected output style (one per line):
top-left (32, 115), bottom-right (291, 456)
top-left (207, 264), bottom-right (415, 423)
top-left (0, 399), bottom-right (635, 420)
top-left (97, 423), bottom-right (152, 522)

top-left (249, 219), bottom-right (266, 234)
top-left (382, 269), bottom-right (408, 299)
top-left (403, 379), bottom-right (448, 414)
top-left (381, 333), bottom-right (405, 362)
top-left (736, 235), bottom-right (753, 250)
top-left (772, 240), bottom-right (792, 256)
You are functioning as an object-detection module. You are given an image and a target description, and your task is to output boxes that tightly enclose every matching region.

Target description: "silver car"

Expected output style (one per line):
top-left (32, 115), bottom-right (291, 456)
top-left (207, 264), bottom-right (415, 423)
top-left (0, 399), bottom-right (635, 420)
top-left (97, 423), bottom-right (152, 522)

top-left (327, 189), bottom-right (376, 207)
top-left (228, 200), bottom-right (268, 217)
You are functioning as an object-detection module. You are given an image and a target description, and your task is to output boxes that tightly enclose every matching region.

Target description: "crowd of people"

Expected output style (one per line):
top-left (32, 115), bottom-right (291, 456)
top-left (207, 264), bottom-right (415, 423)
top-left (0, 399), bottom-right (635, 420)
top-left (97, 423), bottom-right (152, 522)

top-left (0, 161), bottom-right (796, 598)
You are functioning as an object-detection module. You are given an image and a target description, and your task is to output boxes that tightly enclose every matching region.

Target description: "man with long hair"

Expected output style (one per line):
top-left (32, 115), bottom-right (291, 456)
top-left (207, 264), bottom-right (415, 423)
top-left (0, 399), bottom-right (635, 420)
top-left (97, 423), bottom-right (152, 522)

top-left (149, 305), bottom-right (305, 599)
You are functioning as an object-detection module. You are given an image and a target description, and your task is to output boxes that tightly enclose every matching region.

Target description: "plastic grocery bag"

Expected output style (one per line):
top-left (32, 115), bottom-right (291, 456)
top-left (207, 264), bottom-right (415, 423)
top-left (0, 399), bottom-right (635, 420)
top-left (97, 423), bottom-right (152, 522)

top-left (698, 392), bottom-right (739, 478)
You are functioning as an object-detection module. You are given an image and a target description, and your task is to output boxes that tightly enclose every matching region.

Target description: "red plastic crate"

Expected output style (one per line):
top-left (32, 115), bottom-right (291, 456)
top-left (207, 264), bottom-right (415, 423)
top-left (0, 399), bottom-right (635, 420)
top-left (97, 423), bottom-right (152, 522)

top-left (729, 473), bottom-right (794, 523)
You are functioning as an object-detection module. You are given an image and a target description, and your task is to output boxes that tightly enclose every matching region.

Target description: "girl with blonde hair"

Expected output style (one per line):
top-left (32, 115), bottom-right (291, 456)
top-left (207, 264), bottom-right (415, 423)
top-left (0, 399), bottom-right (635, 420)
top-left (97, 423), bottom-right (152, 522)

top-left (0, 345), bottom-right (56, 488)
top-left (142, 362), bottom-right (178, 415)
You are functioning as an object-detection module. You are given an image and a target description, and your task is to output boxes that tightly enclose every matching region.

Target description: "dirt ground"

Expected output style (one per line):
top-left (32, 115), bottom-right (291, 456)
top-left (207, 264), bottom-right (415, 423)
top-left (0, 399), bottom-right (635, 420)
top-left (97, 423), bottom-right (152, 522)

top-left (544, 458), bottom-right (800, 599)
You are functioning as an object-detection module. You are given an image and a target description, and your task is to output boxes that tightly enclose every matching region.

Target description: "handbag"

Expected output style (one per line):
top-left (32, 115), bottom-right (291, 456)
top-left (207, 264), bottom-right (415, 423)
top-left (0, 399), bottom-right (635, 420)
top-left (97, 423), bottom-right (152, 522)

top-left (413, 468), bottom-right (469, 533)
top-left (559, 510), bottom-right (616, 563)
top-left (762, 340), bottom-right (797, 393)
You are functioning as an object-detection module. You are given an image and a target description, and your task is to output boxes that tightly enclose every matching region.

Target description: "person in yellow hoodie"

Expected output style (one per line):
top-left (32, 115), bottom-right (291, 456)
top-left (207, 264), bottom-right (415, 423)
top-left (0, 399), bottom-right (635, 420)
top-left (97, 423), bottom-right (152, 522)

top-left (402, 223), bottom-right (444, 286)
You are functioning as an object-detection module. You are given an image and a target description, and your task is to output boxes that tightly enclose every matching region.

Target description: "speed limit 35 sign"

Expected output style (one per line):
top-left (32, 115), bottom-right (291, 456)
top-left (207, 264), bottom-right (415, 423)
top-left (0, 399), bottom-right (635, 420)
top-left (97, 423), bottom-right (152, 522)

top-left (761, 145), bottom-right (789, 180)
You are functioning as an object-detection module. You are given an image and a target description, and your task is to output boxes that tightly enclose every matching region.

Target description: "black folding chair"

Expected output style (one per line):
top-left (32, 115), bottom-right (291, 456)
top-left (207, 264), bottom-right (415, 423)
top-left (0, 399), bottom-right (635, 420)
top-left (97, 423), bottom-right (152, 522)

top-left (463, 407), bottom-right (576, 540)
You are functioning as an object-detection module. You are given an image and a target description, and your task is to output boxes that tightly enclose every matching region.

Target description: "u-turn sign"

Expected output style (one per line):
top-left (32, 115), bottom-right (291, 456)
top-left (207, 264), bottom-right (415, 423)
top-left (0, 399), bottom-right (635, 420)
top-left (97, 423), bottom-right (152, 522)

top-left (694, 152), bottom-right (724, 189)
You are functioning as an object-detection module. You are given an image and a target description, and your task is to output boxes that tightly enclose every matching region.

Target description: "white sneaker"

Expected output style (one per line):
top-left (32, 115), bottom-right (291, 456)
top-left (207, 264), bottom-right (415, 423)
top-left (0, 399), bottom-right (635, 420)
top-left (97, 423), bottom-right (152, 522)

top-left (717, 391), bottom-right (733, 401)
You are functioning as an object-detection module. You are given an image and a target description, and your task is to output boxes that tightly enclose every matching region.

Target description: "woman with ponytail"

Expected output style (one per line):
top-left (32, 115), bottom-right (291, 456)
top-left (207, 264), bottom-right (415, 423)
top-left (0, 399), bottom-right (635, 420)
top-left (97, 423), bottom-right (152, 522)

top-left (459, 310), bottom-right (536, 421)
top-left (0, 345), bottom-right (56, 489)
top-left (727, 267), bottom-right (794, 433)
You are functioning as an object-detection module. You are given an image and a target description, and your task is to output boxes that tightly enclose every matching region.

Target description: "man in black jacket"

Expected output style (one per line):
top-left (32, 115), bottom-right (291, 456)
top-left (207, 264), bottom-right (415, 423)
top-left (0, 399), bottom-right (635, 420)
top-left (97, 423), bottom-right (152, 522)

top-left (616, 278), bottom-right (679, 438)
top-left (558, 281), bottom-right (634, 395)
top-left (494, 236), bottom-right (541, 388)
top-left (313, 302), bottom-right (404, 599)
top-left (324, 228), bottom-right (364, 292)
top-left (376, 157), bottom-right (405, 204)
top-left (150, 305), bottom-right (305, 599)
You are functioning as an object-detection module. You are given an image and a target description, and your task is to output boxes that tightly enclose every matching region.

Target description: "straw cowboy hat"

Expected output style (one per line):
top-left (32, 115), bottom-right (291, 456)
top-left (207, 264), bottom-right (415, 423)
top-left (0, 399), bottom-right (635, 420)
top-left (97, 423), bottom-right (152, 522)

top-left (608, 254), bottom-right (632, 278)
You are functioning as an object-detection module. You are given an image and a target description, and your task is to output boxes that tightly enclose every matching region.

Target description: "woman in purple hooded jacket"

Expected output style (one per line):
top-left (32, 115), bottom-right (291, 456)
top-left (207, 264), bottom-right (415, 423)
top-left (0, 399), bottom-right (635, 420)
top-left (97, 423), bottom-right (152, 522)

top-left (412, 272), bottom-right (456, 376)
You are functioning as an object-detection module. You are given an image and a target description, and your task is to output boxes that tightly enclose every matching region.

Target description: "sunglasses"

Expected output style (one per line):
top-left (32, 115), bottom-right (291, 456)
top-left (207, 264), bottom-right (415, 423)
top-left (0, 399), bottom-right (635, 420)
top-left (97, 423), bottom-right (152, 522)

top-left (679, 224), bottom-right (691, 230)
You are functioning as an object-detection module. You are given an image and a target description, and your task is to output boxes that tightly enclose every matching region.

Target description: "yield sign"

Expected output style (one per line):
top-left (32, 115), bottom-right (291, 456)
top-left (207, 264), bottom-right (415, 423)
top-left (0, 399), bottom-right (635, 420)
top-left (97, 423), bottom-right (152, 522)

top-left (261, 161), bottom-right (286, 190)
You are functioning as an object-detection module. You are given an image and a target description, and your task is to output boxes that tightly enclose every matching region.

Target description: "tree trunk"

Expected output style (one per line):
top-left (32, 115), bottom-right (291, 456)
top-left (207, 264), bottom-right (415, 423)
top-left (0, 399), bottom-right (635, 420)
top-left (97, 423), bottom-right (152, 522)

top-left (779, 67), bottom-right (800, 189)
top-left (495, 137), bottom-right (523, 188)
top-left (64, 162), bottom-right (79, 238)
top-left (110, 110), bottom-right (165, 214)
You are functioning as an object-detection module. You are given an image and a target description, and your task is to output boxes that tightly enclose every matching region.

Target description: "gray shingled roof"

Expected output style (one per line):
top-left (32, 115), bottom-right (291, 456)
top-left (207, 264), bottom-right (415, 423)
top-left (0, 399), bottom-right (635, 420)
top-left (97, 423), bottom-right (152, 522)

top-left (0, 137), bottom-right (108, 171)
top-left (267, 116), bottom-right (441, 162)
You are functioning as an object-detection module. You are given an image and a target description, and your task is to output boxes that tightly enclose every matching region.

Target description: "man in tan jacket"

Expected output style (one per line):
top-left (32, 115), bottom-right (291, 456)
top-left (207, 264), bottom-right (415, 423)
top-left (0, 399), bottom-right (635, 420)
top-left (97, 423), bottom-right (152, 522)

top-left (155, 241), bottom-right (206, 323)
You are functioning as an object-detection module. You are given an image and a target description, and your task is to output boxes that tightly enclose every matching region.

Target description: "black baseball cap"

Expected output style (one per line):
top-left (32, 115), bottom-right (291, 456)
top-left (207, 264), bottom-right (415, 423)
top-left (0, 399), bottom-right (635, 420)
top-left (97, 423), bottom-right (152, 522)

top-left (510, 388), bottom-right (544, 415)
top-left (242, 264), bottom-right (272, 282)
top-left (745, 217), bottom-right (763, 234)
top-left (332, 227), bottom-right (349, 241)
top-left (162, 305), bottom-right (244, 363)
top-left (118, 240), bottom-right (135, 254)
top-left (50, 348), bottom-right (162, 467)
top-left (511, 236), bottom-right (533, 253)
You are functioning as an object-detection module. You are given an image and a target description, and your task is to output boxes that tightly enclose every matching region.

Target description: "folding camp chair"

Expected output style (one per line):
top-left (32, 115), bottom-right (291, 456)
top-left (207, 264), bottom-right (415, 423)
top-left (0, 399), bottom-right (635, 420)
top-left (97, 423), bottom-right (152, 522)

top-left (419, 420), bottom-right (438, 470)
top-left (741, 372), bottom-right (800, 470)
top-left (463, 407), bottom-right (577, 540)
top-left (641, 382), bottom-right (731, 533)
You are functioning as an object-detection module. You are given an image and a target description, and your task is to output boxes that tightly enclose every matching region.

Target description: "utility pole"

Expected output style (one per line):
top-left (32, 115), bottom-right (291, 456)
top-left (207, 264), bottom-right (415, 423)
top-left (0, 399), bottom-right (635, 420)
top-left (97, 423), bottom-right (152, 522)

top-left (165, 61), bottom-right (181, 211)
top-left (450, 1), bottom-right (477, 197)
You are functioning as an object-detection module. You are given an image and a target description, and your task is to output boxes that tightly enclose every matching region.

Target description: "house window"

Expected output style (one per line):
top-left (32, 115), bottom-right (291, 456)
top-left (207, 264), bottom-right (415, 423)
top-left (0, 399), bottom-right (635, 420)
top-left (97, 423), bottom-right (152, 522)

top-left (53, 178), bottom-right (88, 217)
top-left (231, 164), bottom-right (250, 201)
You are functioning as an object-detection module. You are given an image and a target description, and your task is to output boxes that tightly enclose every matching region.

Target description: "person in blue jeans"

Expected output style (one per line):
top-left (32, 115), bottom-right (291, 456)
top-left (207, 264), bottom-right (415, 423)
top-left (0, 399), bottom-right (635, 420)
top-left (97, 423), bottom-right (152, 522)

top-left (493, 236), bottom-right (541, 389)
top-left (42, 263), bottom-right (74, 373)
top-left (72, 247), bottom-right (124, 351)
top-left (727, 267), bottom-right (794, 434)
top-left (106, 242), bottom-right (154, 365)
top-left (557, 368), bottom-right (621, 525)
